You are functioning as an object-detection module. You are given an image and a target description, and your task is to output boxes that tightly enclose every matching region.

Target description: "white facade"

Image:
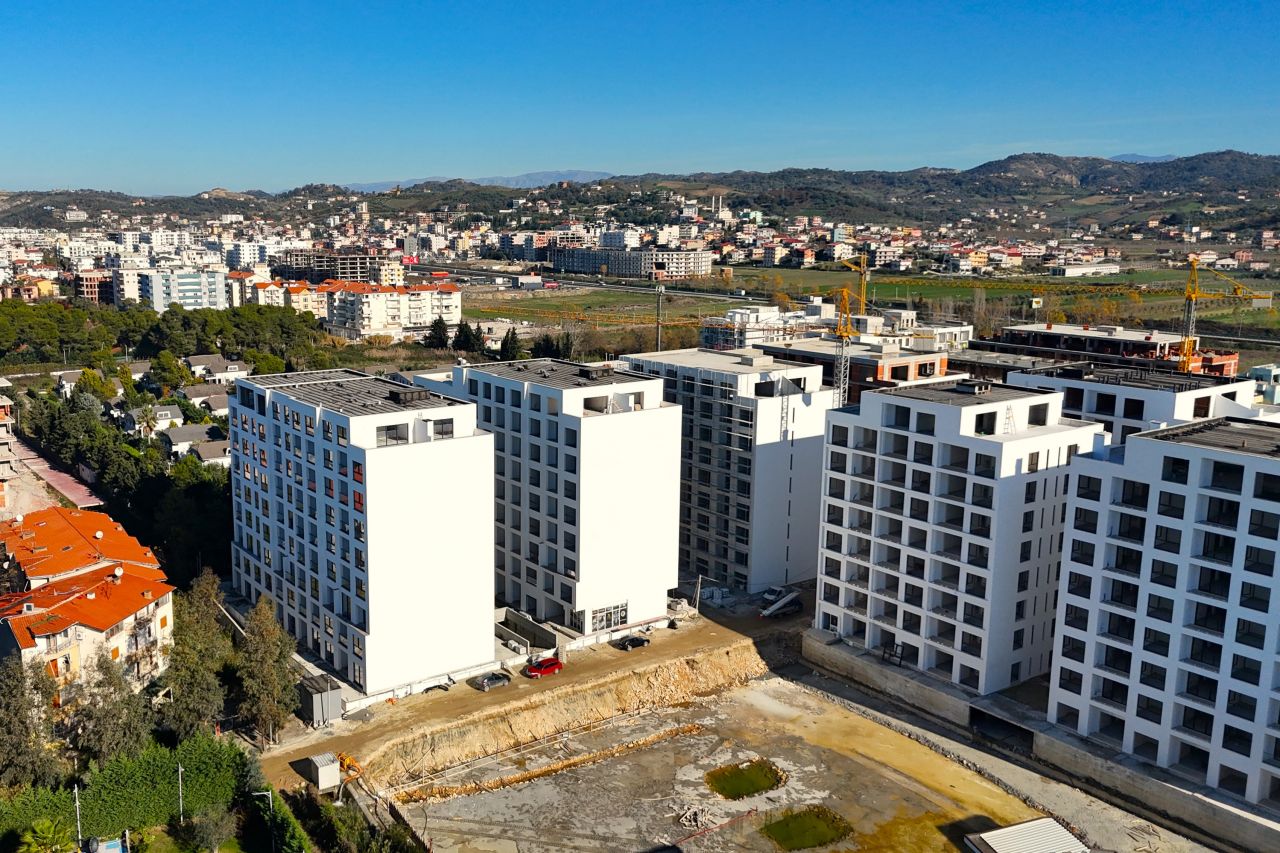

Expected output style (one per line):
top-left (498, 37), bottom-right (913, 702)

top-left (622, 348), bottom-right (836, 592)
top-left (1049, 419), bottom-right (1280, 805)
top-left (816, 380), bottom-right (1104, 694)
top-left (138, 268), bottom-right (230, 312)
top-left (415, 360), bottom-right (680, 632)
top-left (230, 370), bottom-right (495, 695)
top-left (325, 284), bottom-right (462, 342)
top-left (1007, 363), bottom-right (1269, 443)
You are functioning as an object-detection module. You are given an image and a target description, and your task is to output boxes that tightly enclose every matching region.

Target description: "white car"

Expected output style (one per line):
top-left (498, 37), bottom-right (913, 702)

top-left (761, 586), bottom-right (788, 605)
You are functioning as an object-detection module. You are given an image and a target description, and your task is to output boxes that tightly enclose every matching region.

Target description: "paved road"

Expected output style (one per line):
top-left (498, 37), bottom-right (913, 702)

top-left (13, 437), bottom-right (102, 509)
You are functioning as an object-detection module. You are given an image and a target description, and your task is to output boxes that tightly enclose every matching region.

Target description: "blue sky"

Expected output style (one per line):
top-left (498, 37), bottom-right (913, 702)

top-left (2, 1), bottom-right (1277, 195)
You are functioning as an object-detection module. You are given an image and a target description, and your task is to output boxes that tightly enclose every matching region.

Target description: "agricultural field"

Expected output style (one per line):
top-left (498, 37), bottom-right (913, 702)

top-left (462, 285), bottom-right (737, 325)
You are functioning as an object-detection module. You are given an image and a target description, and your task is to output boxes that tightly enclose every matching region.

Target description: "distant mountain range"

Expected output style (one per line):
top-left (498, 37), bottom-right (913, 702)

top-left (1110, 153), bottom-right (1178, 164)
top-left (344, 170), bottom-right (614, 192)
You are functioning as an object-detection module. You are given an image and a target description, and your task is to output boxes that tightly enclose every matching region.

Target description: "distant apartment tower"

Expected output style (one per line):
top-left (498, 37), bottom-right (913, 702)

top-left (1049, 419), bottom-right (1280, 804)
top-left (622, 348), bottom-right (836, 592)
top-left (138, 268), bottom-right (230, 312)
top-left (1006, 363), bottom-right (1267, 443)
top-left (816, 380), bottom-right (1103, 694)
top-left (546, 247), bottom-right (714, 280)
top-left (415, 360), bottom-right (679, 632)
top-left (229, 370), bottom-right (494, 694)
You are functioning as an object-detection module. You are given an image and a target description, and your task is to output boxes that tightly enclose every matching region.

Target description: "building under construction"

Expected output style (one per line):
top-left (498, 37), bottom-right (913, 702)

top-left (972, 322), bottom-right (1240, 375)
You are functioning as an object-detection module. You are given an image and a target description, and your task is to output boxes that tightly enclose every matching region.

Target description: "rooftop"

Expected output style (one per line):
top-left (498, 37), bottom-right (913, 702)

top-left (1012, 361), bottom-right (1247, 392)
top-left (0, 508), bottom-right (161, 579)
top-left (249, 370), bottom-right (461, 414)
top-left (625, 347), bottom-right (812, 375)
top-left (1147, 417), bottom-right (1280, 458)
top-left (877, 380), bottom-right (1052, 407)
top-left (759, 336), bottom-right (937, 362)
top-left (1003, 322), bottom-right (1182, 344)
top-left (467, 359), bottom-right (652, 390)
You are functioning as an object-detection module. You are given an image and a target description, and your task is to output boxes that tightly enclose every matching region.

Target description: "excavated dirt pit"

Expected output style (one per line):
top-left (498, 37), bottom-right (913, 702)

top-left (393, 675), bottom-right (1039, 853)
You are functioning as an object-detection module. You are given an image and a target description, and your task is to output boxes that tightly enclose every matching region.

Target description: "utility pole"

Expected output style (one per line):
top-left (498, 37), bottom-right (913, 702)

top-left (74, 784), bottom-right (82, 847)
top-left (178, 763), bottom-right (185, 824)
top-left (655, 284), bottom-right (666, 351)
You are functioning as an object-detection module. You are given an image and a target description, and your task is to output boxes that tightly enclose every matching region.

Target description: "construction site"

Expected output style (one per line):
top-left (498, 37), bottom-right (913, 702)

top-left (265, 606), bottom-right (1211, 853)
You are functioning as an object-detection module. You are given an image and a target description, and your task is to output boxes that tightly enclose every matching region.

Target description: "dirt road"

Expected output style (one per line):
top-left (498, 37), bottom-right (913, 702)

top-left (262, 608), bottom-right (800, 787)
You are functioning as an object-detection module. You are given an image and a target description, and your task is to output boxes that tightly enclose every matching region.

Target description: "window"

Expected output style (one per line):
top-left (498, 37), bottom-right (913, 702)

top-left (1122, 398), bottom-right (1145, 419)
top-left (375, 424), bottom-right (408, 447)
top-left (1074, 507), bottom-right (1098, 533)
top-left (1157, 491), bottom-right (1185, 518)
top-left (1028, 404), bottom-right (1048, 426)
top-left (975, 411), bottom-right (997, 436)
top-left (1058, 668), bottom-right (1082, 694)
top-left (1153, 526), bottom-right (1181, 553)
top-left (1070, 539), bottom-right (1095, 565)
top-left (1077, 476), bottom-right (1101, 501)
top-left (1249, 509), bottom-right (1279, 539)
top-left (433, 418), bottom-right (454, 439)
top-left (1210, 461), bottom-right (1244, 492)
top-left (1025, 482), bottom-right (1037, 502)
top-left (1017, 570), bottom-right (1029, 592)
top-left (1255, 472), bottom-right (1280, 502)
top-left (1117, 479), bottom-right (1149, 509)
top-left (1192, 396), bottom-right (1211, 418)
top-left (1149, 559), bottom-right (1178, 587)
top-left (1161, 457), bottom-right (1188, 484)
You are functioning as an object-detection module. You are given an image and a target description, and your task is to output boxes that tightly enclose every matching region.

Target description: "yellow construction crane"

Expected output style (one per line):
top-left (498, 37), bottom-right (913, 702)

top-left (840, 254), bottom-right (871, 314)
top-left (833, 285), bottom-right (855, 407)
top-left (1177, 257), bottom-right (1273, 372)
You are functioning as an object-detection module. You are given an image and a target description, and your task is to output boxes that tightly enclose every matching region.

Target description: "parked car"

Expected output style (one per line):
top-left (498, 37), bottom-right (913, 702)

top-left (475, 671), bottom-right (511, 692)
top-left (761, 586), bottom-right (788, 605)
top-left (524, 657), bottom-right (564, 679)
top-left (614, 635), bottom-right (651, 652)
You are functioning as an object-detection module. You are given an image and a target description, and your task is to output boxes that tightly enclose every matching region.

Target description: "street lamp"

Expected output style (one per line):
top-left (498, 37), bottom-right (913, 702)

top-left (251, 790), bottom-right (276, 853)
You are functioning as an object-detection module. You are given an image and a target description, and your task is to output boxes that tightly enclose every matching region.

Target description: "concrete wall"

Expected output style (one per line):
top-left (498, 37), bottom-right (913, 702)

top-left (1034, 729), bottom-right (1280, 853)
top-left (801, 629), bottom-right (972, 726)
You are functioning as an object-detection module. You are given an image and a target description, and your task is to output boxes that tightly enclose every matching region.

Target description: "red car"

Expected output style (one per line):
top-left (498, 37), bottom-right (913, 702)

top-left (524, 657), bottom-right (564, 679)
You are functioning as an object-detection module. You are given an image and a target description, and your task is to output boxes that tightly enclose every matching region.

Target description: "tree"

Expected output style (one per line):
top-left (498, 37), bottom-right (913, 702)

top-left (424, 317), bottom-right (450, 349)
top-left (498, 328), bottom-right (520, 360)
top-left (17, 818), bottom-right (75, 853)
top-left (163, 571), bottom-right (234, 739)
top-left (530, 333), bottom-right (559, 358)
top-left (0, 653), bottom-right (63, 787)
top-left (137, 403), bottom-right (159, 439)
top-left (451, 322), bottom-right (475, 352)
top-left (188, 804), bottom-right (236, 853)
top-left (239, 596), bottom-right (298, 745)
top-left (74, 369), bottom-right (114, 401)
top-left (69, 647), bottom-right (154, 766)
top-left (150, 350), bottom-right (192, 394)
top-left (471, 322), bottom-right (486, 353)
top-left (244, 348), bottom-right (286, 375)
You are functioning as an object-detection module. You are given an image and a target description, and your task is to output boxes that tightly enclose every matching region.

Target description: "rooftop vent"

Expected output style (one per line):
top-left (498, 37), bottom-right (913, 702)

top-left (389, 387), bottom-right (429, 405)
top-left (94, 531), bottom-right (103, 540)
top-left (955, 380), bottom-right (992, 395)
top-left (578, 366), bottom-right (612, 381)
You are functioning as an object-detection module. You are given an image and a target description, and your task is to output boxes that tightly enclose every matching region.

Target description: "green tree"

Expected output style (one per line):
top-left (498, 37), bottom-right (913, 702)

top-left (0, 654), bottom-right (63, 787)
top-left (471, 322), bottom-right (487, 353)
top-left (239, 596), bottom-right (298, 745)
top-left (137, 403), bottom-right (159, 439)
top-left (69, 647), bottom-right (154, 766)
top-left (149, 350), bottom-right (192, 394)
top-left (188, 804), bottom-right (236, 853)
top-left (73, 369), bottom-right (114, 401)
top-left (498, 328), bottom-right (520, 360)
top-left (424, 317), bottom-right (450, 349)
top-left (530, 333), bottom-right (559, 358)
top-left (17, 817), bottom-right (75, 853)
top-left (450, 322), bottom-right (475, 352)
top-left (163, 571), bottom-right (233, 739)
top-left (244, 348), bottom-right (286, 375)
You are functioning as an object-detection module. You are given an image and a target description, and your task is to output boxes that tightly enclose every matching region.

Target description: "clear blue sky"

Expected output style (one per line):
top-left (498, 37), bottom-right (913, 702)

top-left (2, 0), bottom-right (1277, 195)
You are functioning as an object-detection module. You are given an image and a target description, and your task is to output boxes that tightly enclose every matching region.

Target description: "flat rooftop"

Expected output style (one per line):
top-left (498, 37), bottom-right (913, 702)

top-left (467, 359), bottom-right (651, 390)
top-left (759, 336), bottom-right (937, 361)
top-left (1013, 361), bottom-right (1247, 392)
top-left (1148, 417), bottom-right (1280, 458)
top-left (1003, 323), bottom-right (1182, 344)
top-left (950, 350), bottom-right (1059, 371)
top-left (249, 370), bottom-right (460, 414)
top-left (877, 380), bottom-right (1052, 407)
top-left (626, 347), bottom-right (812, 374)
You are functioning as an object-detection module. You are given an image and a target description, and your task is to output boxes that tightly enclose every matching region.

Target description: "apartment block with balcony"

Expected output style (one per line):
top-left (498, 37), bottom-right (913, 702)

top-left (622, 348), bottom-right (836, 592)
top-left (816, 380), bottom-right (1104, 694)
top-left (414, 360), bottom-right (680, 634)
top-left (1049, 418), bottom-right (1280, 806)
top-left (0, 508), bottom-right (175, 698)
top-left (1006, 362), bottom-right (1267, 443)
top-left (229, 370), bottom-right (494, 695)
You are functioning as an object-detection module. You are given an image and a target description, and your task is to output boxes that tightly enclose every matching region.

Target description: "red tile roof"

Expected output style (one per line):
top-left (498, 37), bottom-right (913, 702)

top-left (0, 565), bottom-right (174, 650)
top-left (0, 508), bottom-right (160, 579)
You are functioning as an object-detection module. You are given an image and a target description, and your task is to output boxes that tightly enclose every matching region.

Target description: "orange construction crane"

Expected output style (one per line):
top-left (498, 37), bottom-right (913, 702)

top-left (840, 254), bottom-right (870, 314)
top-left (1178, 257), bottom-right (1274, 372)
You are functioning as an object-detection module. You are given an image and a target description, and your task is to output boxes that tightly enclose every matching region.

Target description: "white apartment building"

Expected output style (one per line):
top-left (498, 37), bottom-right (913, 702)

top-left (138, 268), bottom-right (230, 312)
top-left (1049, 418), bottom-right (1280, 805)
top-left (415, 360), bottom-right (680, 632)
top-left (622, 348), bottom-right (836, 592)
top-left (229, 370), bottom-right (495, 695)
top-left (546, 247), bottom-right (714, 280)
top-left (1007, 363), bottom-right (1269, 443)
top-left (325, 282), bottom-right (462, 342)
top-left (816, 380), bottom-right (1104, 694)
top-left (601, 229), bottom-right (642, 249)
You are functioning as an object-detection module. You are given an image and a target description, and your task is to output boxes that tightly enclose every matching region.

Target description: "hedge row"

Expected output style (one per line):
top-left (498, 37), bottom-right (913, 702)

top-left (0, 735), bottom-right (247, 847)
top-left (249, 787), bottom-right (311, 853)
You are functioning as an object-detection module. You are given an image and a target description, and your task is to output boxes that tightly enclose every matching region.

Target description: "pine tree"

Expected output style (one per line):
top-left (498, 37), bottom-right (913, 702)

top-left (0, 653), bottom-right (63, 787)
top-left (69, 647), bottom-right (153, 765)
top-left (424, 317), bottom-right (450, 349)
top-left (499, 328), bottom-right (520, 360)
top-left (162, 570), bottom-right (233, 738)
top-left (451, 323), bottom-right (474, 351)
top-left (471, 322), bottom-right (487, 353)
top-left (239, 596), bottom-right (298, 745)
